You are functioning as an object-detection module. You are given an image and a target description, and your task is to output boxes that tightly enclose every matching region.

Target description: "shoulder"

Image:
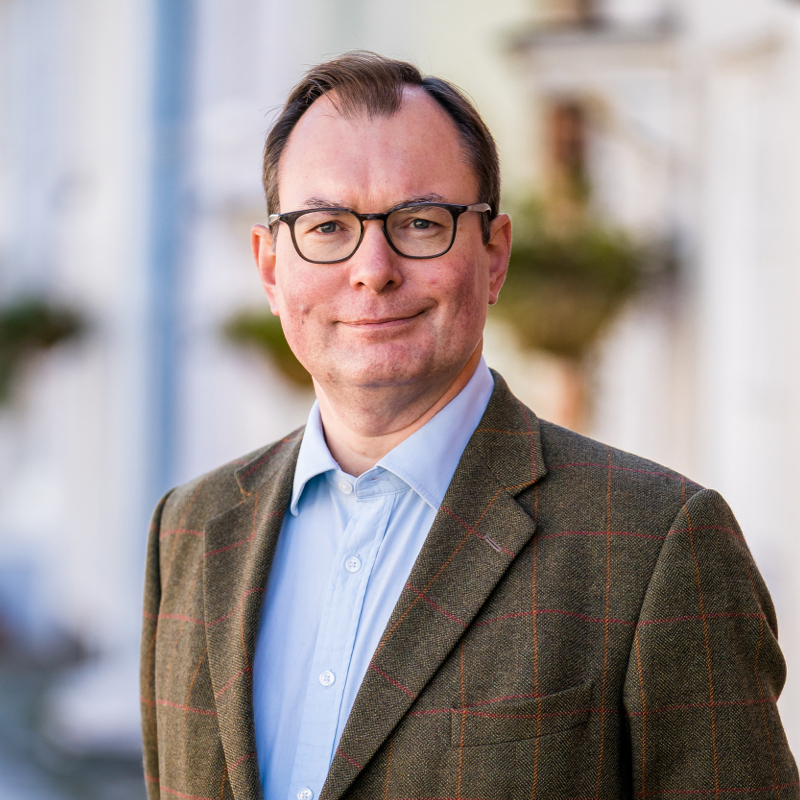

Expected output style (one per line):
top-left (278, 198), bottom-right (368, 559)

top-left (479, 371), bottom-right (705, 525)
top-left (159, 426), bottom-right (305, 530)
top-left (539, 418), bottom-right (702, 492)
top-left (532, 417), bottom-right (706, 533)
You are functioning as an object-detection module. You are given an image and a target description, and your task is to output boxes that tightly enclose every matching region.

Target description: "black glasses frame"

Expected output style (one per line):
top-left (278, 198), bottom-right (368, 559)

top-left (268, 202), bottom-right (491, 264)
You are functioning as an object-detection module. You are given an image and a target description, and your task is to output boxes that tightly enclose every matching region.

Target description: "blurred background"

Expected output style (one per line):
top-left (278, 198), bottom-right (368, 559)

top-left (2, 0), bottom-right (799, 796)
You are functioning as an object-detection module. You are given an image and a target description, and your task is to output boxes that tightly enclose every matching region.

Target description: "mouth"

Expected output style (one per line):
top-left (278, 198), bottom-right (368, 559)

top-left (340, 309), bottom-right (426, 329)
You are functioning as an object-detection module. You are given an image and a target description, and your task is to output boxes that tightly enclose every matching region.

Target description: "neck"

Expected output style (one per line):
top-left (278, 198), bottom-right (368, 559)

top-left (315, 346), bottom-right (482, 477)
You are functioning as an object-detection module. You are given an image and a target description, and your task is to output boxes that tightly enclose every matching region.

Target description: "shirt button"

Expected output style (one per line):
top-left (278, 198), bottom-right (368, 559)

top-left (338, 480), bottom-right (353, 494)
top-left (345, 556), bottom-right (361, 573)
top-left (297, 790), bottom-right (313, 800)
top-left (319, 670), bottom-right (335, 687)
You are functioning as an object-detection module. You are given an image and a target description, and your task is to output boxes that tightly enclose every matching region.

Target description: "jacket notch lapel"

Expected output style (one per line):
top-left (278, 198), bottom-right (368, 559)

top-left (203, 433), bottom-right (301, 800)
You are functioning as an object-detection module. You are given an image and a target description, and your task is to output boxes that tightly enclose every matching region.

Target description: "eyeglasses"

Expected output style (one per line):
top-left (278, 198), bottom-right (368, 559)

top-left (268, 202), bottom-right (491, 264)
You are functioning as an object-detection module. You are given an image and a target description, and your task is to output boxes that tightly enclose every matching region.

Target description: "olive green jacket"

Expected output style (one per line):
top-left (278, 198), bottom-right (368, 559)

top-left (141, 373), bottom-right (798, 799)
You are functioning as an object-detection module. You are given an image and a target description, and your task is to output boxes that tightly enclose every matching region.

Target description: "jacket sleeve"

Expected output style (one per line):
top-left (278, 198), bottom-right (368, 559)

top-left (624, 488), bottom-right (798, 796)
top-left (140, 491), bottom-right (172, 800)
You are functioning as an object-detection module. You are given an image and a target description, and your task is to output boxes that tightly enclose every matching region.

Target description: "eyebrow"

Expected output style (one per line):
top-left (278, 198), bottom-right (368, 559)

top-left (298, 193), bottom-right (446, 212)
top-left (387, 194), bottom-right (445, 212)
top-left (300, 197), bottom-right (341, 209)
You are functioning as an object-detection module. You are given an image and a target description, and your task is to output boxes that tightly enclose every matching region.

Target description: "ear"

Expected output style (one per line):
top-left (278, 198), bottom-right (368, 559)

top-left (251, 223), bottom-right (279, 315)
top-left (485, 213), bottom-right (512, 305)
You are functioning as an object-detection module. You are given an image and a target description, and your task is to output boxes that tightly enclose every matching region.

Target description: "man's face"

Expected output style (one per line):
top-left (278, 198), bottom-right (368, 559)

top-left (253, 88), bottom-right (510, 396)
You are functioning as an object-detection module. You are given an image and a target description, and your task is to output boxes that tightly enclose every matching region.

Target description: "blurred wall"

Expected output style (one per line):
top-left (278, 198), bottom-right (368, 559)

top-left (0, 0), bottom-right (155, 655)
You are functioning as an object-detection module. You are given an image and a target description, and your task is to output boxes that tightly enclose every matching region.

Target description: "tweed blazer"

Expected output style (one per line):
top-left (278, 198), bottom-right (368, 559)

top-left (141, 373), bottom-right (798, 800)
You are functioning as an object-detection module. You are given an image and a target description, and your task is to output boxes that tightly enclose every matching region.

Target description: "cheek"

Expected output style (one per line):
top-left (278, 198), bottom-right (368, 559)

top-left (439, 266), bottom-right (488, 318)
top-left (275, 267), bottom-right (330, 321)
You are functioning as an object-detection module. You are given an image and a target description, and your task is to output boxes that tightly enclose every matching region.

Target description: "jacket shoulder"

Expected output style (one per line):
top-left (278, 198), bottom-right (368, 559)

top-left (475, 372), bottom-right (703, 516)
top-left (533, 418), bottom-right (705, 535)
top-left (160, 426), bottom-right (304, 529)
top-left (539, 418), bottom-right (703, 491)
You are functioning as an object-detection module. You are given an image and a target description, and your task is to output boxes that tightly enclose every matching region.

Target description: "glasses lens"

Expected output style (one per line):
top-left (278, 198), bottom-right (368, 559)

top-left (293, 210), bottom-right (361, 262)
top-left (387, 205), bottom-right (455, 257)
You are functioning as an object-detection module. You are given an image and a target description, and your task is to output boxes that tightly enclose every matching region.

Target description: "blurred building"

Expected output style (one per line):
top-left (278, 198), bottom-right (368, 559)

top-left (0, 0), bottom-right (538, 760)
top-left (0, 0), bottom-right (798, 769)
top-left (514, 0), bottom-right (800, 751)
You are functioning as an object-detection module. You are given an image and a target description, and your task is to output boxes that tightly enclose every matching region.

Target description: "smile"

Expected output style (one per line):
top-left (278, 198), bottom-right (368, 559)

top-left (340, 310), bottom-right (426, 328)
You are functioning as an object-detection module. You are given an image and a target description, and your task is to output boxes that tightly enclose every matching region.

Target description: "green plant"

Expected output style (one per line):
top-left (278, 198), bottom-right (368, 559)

top-left (493, 201), bottom-right (647, 360)
top-left (0, 299), bottom-right (84, 403)
top-left (223, 310), bottom-right (312, 387)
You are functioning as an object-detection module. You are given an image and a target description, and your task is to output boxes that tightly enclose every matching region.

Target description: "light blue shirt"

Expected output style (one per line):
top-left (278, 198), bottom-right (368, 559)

top-left (252, 358), bottom-right (494, 800)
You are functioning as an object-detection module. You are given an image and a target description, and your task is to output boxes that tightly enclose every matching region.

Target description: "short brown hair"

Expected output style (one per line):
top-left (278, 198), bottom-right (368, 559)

top-left (262, 51), bottom-right (500, 243)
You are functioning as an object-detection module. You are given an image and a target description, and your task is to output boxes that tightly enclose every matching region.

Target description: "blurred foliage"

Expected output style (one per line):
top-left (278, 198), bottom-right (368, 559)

top-left (224, 310), bottom-right (312, 387)
top-left (0, 299), bottom-right (84, 404)
top-left (493, 200), bottom-right (650, 360)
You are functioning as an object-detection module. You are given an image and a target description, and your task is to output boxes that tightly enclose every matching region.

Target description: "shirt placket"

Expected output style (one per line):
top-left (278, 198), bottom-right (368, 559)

top-left (287, 472), bottom-right (399, 800)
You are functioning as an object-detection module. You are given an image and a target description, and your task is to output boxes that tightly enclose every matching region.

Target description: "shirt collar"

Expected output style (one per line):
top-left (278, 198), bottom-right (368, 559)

top-left (377, 358), bottom-right (494, 510)
top-left (290, 357), bottom-right (495, 515)
top-left (290, 402), bottom-right (340, 515)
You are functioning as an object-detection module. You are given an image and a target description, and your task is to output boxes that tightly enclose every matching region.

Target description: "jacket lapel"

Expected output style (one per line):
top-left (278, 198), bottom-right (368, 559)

top-left (322, 374), bottom-right (547, 800)
top-left (203, 431), bottom-right (303, 800)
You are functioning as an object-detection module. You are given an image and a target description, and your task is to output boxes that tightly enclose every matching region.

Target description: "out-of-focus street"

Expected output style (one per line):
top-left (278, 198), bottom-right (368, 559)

top-left (0, 657), bottom-right (144, 800)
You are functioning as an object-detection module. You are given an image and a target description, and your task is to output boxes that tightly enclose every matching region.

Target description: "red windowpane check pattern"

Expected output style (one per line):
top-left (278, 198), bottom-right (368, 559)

top-left (141, 375), bottom-right (798, 800)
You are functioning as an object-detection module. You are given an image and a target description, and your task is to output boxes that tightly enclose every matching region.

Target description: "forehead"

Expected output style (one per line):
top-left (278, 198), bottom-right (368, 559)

top-left (277, 88), bottom-right (478, 210)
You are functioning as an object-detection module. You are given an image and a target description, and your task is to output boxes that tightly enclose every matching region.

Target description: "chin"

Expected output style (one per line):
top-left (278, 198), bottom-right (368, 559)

top-left (323, 353), bottom-right (437, 391)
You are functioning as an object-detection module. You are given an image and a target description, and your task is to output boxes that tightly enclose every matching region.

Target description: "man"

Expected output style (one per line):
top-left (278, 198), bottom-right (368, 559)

top-left (141, 52), bottom-right (797, 800)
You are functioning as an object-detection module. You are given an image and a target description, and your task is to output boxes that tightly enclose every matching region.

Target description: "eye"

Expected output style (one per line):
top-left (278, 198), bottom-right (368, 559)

top-left (314, 220), bottom-right (341, 234)
top-left (391, 205), bottom-right (450, 231)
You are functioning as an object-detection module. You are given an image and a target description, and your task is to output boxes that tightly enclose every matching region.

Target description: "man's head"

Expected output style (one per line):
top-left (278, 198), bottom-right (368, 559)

top-left (262, 51), bottom-right (501, 243)
top-left (252, 52), bottom-right (511, 412)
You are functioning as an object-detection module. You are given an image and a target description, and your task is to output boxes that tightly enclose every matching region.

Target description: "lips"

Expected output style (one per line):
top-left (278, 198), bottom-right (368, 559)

top-left (340, 309), bottom-right (426, 326)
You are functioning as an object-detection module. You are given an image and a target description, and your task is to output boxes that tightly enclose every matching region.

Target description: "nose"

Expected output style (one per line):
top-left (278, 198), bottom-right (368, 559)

top-left (347, 219), bottom-right (403, 293)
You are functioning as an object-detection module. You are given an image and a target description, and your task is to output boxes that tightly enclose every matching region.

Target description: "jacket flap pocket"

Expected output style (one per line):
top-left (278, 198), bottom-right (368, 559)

top-left (451, 681), bottom-right (594, 746)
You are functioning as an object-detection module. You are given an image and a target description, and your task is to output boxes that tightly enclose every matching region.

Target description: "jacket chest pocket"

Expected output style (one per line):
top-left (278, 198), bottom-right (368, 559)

top-left (450, 680), bottom-right (594, 746)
